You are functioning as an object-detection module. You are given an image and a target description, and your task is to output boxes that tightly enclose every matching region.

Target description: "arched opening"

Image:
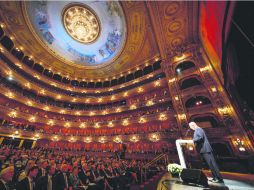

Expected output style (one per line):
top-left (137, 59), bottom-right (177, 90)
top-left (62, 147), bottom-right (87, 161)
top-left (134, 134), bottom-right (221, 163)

top-left (180, 77), bottom-right (202, 90)
top-left (0, 36), bottom-right (14, 51)
top-left (185, 96), bottom-right (211, 108)
top-left (134, 70), bottom-right (143, 78)
top-left (22, 56), bottom-right (34, 67)
top-left (95, 82), bottom-right (102, 88)
top-left (43, 69), bottom-right (54, 78)
top-left (143, 65), bottom-right (153, 75)
top-left (126, 73), bottom-right (134, 82)
top-left (190, 114), bottom-right (219, 128)
top-left (211, 142), bottom-right (232, 157)
top-left (103, 81), bottom-right (110, 87)
top-left (33, 63), bottom-right (44, 73)
top-left (53, 74), bottom-right (62, 82)
top-left (175, 61), bottom-right (195, 75)
top-left (62, 77), bottom-right (71, 84)
top-left (153, 60), bottom-right (161, 71)
top-left (118, 76), bottom-right (125, 85)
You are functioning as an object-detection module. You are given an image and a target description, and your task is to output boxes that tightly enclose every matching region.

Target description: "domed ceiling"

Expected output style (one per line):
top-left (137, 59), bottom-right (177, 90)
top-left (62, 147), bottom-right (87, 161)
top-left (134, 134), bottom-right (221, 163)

top-left (24, 1), bottom-right (126, 67)
top-left (0, 1), bottom-right (198, 79)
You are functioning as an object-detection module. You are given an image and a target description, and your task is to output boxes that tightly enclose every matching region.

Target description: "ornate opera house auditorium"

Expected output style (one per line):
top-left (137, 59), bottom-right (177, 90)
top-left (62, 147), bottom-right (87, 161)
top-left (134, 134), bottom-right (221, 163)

top-left (0, 1), bottom-right (253, 190)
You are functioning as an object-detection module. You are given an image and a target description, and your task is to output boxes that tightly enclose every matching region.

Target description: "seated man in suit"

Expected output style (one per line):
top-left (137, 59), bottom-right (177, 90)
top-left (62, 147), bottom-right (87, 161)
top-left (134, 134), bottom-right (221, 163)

top-left (0, 166), bottom-right (14, 190)
top-left (35, 164), bottom-right (56, 190)
top-left (16, 165), bottom-right (39, 190)
top-left (189, 121), bottom-right (224, 183)
top-left (54, 164), bottom-right (70, 190)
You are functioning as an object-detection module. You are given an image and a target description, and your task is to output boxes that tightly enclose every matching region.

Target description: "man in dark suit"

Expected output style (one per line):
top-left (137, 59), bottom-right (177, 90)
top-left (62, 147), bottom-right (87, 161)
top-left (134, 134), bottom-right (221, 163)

top-left (54, 164), bottom-right (70, 190)
top-left (16, 166), bottom-right (39, 190)
top-left (36, 159), bottom-right (48, 180)
top-left (35, 164), bottom-right (56, 190)
top-left (121, 143), bottom-right (127, 159)
top-left (0, 166), bottom-right (14, 190)
top-left (189, 121), bottom-right (224, 183)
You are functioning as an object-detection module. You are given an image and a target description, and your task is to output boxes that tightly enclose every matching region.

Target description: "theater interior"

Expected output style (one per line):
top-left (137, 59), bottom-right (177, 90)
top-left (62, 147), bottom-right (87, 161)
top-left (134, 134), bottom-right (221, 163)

top-left (0, 1), bottom-right (253, 190)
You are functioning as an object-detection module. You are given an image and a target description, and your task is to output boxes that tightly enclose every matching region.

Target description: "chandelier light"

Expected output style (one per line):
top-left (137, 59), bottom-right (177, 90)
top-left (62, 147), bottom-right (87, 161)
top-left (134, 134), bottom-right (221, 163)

top-left (63, 4), bottom-right (100, 44)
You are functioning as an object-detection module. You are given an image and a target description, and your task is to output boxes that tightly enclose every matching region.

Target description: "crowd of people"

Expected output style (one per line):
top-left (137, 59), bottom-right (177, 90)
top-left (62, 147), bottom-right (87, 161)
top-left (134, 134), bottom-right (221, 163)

top-left (0, 145), bottom-right (165, 190)
top-left (0, 73), bottom-right (168, 112)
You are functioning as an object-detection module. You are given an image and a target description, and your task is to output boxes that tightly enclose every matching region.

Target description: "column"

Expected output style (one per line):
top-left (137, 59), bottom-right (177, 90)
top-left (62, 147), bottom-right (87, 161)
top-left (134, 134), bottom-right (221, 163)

top-left (18, 139), bottom-right (24, 148)
top-left (31, 140), bottom-right (37, 149)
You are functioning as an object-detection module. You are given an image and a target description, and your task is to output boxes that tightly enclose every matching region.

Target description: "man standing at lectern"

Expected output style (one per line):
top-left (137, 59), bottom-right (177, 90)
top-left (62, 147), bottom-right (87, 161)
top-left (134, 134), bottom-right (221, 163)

top-left (189, 121), bottom-right (224, 183)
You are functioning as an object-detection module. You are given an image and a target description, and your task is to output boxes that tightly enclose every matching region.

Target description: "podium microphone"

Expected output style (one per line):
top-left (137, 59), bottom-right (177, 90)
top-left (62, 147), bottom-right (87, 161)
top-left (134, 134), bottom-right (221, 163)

top-left (184, 129), bottom-right (190, 137)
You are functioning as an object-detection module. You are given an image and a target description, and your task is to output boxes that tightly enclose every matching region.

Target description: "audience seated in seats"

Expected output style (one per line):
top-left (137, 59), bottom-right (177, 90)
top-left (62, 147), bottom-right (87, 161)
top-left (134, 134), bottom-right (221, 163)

top-left (0, 145), bottom-right (165, 190)
top-left (16, 165), bottom-right (39, 190)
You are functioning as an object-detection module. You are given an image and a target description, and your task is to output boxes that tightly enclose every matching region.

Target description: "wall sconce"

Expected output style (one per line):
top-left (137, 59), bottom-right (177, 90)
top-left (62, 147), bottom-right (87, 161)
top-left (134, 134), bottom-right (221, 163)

top-left (116, 108), bottom-right (121, 113)
top-left (199, 66), bottom-right (211, 72)
top-left (111, 95), bottom-right (116, 100)
top-left (130, 135), bottom-right (139, 143)
top-left (44, 106), bottom-right (50, 111)
top-left (64, 122), bottom-right (71, 128)
top-left (98, 137), bottom-right (106, 143)
top-left (79, 123), bottom-right (86, 128)
top-left (218, 107), bottom-right (231, 115)
top-left (139, 117), bottom-right (146, 124)
top-left (149, 133), bottom-right (160, 142)
top-left (122, 119), bottom-right (129, 126)
top-left (178, 114), bottom-right (186, 120)
top-left (47, 120), bottom-right (54, 126)
top-left (89, 111), bottom-right (95, 116)
top-left (25, 83), bottom-right (31, 89)
top-left (60, 110), bottom-right (66, 114)
top-left (84, 137), bottom-right (92, 143)
top-left (146, 100), bottom-right (154, 106)
top-left (29, 116), bottom-right (36, 122)
top-left (8, 111), bottom-right (17, 118)
top-left (123, 92), bottom-right (128, 97)
top-left (211, 87), bottom-right (217, 92)
top-left (56, 95), bottom-right (62, 99)
top-left (159, 113), bottom-right (167, 121)
top-left (235, 138), bottom-right (246, 152)
top-left (102, 110), bottom-right (108, 115)
top-left (69, 136), bottom-right (76, 143)
top-left (108, 121), bottom-right (114, 127)
top-left (33, 134), bottom-right (40, 140)
top-left (75, 111), bottom-right (81, 116)
top-left (6, 92), bottom-right (14, 98)
top-left (138, 87), bottom-right (144, 93)
top-left (94, 123), bottom-right (101, 128)
top-left (27, 101), bottom-right (33, 106)
top-left (130, 104), bottom-right (137, 110)
top-left (52, 136), bottom-right (59, 142)
top-left (114, 136), bottom-right (122, 143)
top-left (12, 130), bottom-right (19, 139)
top-left (40, 90), bottom-right (45, 95)
top-left (168, 78), bottom-right (176, 83)
top-left (154, 80), bottom-right (161, 87)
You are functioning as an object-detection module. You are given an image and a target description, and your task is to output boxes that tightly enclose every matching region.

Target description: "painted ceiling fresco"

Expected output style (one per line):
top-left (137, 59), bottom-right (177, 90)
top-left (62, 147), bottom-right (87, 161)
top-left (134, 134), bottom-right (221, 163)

top-left (24, 1), bottom-right (126, 67)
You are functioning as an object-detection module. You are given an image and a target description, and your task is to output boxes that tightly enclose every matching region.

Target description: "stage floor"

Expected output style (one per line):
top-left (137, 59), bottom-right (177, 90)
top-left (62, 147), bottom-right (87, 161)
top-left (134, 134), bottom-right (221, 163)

top-left (157, 172), bottom-right (254, 190)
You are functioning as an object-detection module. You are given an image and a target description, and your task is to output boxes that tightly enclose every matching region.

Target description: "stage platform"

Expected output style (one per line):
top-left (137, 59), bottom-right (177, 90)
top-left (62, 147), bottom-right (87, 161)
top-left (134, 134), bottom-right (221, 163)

top-left (156, 171), bottom-right (254, 190)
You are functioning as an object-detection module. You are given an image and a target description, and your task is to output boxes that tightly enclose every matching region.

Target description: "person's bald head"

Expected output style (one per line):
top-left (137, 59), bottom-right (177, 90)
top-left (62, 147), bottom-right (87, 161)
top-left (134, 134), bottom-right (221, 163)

top-left (189, 121), bottom-right (198, 130)
top-left (61, 164), bottom-right (68, 172)
top-left (0, 166), bottom-right (14, 182)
